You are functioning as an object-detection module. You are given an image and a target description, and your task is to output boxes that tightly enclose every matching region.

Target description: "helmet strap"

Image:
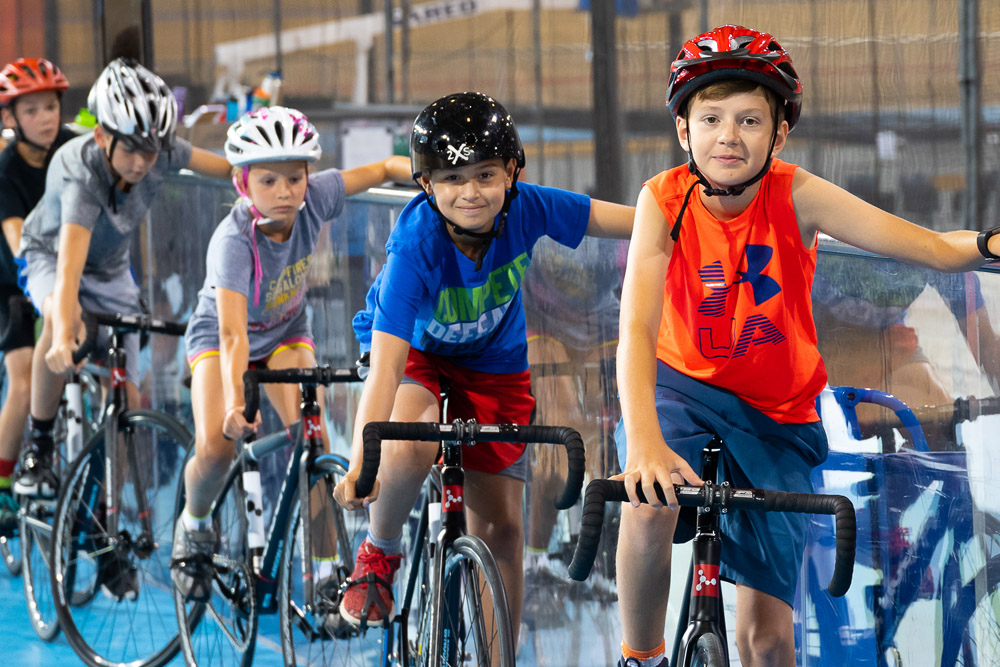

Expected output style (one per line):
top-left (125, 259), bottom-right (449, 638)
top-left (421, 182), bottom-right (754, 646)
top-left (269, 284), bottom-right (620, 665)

top-left (105, 134), bottom-right (124, 214)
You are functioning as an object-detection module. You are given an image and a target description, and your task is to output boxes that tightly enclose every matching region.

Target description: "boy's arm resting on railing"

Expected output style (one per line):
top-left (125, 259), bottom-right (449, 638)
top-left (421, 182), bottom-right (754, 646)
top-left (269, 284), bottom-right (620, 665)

top-left (186, 146), bottom-right (233, 180)
top-left (342, 155), bottom-right (412, 196)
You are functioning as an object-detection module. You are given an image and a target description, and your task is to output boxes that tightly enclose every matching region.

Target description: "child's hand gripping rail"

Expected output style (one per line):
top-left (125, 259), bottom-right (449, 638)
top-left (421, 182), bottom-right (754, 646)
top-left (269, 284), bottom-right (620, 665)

top-left (569, 479), bottom-right (858, 597)
top-left (355, 421), bottom-right (587, 510)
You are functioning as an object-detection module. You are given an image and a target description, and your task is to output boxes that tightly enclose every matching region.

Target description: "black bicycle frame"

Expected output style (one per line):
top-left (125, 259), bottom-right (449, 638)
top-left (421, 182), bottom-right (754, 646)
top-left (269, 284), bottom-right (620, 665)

top-left (235, 381), bottom-right (334, 619)
top-left (672, 441), bottom-right (730, 667)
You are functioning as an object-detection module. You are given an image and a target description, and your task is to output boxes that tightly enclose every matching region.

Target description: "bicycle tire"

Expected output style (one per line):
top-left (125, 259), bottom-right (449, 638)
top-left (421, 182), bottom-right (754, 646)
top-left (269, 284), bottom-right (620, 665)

top-left (173, 444), bottom-right (257, 667)
top-left (20, 496), bottom-right (60, 640)
top-left (942, 551), bottom-right (1000, 666)
top-left (278, 454), bottom-right (378, 666)
top-left (401, 485), bottom-right (435, 667)
top-left (687, 633), bottom-right (725, 667)
top-left (1, 532), bottom-right (21, 575)
top-left (50, 409), bottom-right (191, 667)
top-left (434, 535), bottom-right (515, 667)
top-left (19, 388), bottom-right (100, 641)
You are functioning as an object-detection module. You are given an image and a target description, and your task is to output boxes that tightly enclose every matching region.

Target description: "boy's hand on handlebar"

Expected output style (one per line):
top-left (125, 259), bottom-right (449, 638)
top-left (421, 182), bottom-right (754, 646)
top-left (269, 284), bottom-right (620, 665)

top-left (45, 334), bottom-right (84, 374)
top-left (223, 405), bottom-right (260, 440)
top-left (613, 439), bottom-right (702, 510)
top-left (333, 467), bottom-right (379, 510)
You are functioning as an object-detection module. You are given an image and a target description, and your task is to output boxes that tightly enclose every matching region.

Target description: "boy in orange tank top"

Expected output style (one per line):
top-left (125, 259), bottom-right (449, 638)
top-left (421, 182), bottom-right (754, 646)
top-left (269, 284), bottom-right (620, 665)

top-left (614, 25), bottom-right (1000, 667)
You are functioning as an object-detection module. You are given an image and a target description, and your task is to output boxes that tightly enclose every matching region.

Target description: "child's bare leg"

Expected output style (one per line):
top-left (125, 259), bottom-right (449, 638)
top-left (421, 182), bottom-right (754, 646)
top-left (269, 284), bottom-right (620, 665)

top-left (30, 304), bottom-right (65, 421)
top-left (0, 347), bottom-right (32, 462)
top-left (366, 382), bottom-right (440, 541)
top-left (734, 586), bottom-right (795, 667)
top-left (184, 357), bottom-right (233, 517)
top-left (466, 469), bottom-right (526, 654)
top-left (617, 503), bottom-right (678, 652)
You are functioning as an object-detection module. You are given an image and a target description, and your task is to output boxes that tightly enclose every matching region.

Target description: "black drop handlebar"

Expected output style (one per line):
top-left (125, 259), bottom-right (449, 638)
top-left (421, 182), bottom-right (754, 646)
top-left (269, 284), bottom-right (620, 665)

top-left (569, 479), bottom-right (857, 598)
top-left (242, 365), bottom-right (363, 422)
top-left (72, 311), bottom-right (187, 365)
top-left (356, 421), bottom-right (586, 511)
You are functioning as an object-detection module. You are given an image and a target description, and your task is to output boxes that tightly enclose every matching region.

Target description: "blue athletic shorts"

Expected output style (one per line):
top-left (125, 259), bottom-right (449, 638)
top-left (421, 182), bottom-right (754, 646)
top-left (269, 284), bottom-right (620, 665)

top-left (615, 361), bottom-right (828, 606)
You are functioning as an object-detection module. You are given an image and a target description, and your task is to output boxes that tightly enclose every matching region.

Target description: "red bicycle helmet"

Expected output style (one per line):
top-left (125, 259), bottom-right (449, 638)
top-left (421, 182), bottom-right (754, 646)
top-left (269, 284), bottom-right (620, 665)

top-left (666, 25), bottom-right (802, 130)
top-left (0, 58), bottom-right (70, 105)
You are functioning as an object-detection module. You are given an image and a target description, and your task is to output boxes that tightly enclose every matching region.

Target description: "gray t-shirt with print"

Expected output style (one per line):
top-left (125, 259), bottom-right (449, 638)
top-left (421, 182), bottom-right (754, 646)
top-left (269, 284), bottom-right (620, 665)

top-left (186, 168), bottom-right (346, 360)
top-left (18, 133), bottom-right (193, 280)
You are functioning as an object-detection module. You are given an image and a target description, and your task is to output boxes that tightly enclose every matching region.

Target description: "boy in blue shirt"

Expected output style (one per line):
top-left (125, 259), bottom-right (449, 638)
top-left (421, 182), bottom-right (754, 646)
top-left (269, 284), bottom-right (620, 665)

top-left (333, 92), bottom-right (634, 641)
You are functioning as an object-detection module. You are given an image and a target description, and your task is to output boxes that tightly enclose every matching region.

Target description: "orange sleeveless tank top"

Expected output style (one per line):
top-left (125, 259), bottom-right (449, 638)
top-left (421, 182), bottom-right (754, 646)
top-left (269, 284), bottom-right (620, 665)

top-left (646, 159), bottom-right (826, 423)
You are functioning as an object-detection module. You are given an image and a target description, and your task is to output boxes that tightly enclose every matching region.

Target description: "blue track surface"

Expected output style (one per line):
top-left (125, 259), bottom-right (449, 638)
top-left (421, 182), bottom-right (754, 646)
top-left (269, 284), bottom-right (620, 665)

top-left (0, 567), bottom-right (288, 666)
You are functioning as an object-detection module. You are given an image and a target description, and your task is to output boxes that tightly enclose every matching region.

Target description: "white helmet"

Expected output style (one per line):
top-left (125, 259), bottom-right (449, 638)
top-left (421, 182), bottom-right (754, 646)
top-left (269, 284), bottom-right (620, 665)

top-left (225, 106), bottom-right (322, 166)
top-left (88, 58), bottom-right (177, 153)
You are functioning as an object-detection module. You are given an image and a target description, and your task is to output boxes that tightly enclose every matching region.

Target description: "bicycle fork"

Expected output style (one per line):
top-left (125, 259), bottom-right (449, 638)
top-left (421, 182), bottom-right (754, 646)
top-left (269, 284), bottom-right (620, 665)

top-left (431, 437), bottom-right (467, 667)
top-left (674, 440), bottom-right (731, 667)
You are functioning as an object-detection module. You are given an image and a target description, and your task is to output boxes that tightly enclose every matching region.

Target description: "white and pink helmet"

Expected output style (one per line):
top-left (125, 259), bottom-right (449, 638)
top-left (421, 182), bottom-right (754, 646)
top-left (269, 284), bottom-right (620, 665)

top-left (224, 106), bottom-right (321, 166)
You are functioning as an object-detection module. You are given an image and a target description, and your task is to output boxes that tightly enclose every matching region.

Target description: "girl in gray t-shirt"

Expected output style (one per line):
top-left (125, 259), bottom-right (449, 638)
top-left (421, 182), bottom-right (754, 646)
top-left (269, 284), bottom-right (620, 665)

top-left (173, 106), bottom-right (410, 602)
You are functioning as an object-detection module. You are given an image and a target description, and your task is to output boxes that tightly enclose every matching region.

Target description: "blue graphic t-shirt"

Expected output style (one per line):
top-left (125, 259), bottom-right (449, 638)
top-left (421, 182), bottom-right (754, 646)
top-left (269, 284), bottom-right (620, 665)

top-left (354, 182), bottom-right (591, 373)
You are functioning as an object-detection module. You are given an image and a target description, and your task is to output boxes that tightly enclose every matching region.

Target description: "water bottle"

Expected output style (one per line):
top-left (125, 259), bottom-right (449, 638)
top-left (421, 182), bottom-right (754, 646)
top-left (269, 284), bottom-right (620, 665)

top-left (65, 378), bottom-right (84, 463)
top-left (243, 466), bottom-right (266, 569)
top-left (428, 495), bottom-right (442, 561)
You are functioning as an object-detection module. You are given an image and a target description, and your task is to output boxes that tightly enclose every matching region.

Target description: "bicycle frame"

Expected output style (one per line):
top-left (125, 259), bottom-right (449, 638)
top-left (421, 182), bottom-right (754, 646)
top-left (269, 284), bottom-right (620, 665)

top-left (232, 367), bottom-right (362, 626)
top-left (358, 419), bottom-right (586, 667)
top-left (569, 436), bottom-right (856, 667)
top-left (233, 383), bottom-right (328, 617)
top-left (382, 433), bottom-right (469, 667)
top-left (669, 441), bottom-right (730, 666)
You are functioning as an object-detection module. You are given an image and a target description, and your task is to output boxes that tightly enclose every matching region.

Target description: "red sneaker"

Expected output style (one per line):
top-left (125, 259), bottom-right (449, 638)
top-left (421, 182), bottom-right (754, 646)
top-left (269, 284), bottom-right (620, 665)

top-left (339, 539), bottom-right (402, 627)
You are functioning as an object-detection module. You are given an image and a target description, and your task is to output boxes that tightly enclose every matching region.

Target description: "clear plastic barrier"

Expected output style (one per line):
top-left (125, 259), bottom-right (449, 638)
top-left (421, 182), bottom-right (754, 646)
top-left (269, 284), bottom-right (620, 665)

top-left (138, 173), bottom-right (999, 666)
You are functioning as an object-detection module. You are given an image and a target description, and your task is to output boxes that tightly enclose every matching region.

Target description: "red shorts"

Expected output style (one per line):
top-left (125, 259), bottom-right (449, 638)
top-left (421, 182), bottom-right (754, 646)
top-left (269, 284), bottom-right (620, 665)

top-left (403, 348), bottom-right (535, 474)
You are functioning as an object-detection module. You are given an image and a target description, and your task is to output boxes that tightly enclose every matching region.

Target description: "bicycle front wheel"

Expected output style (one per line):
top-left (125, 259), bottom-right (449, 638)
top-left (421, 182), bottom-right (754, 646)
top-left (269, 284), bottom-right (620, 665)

top-left (20, 495), bottom-right (60, 640)
top-left (688, 633), bottom-right (725, 667)
top-left (278, 454), bottom-right (380, 666)
top-left (51, 409), bottom-right (191, 667)
top-left (434, 535), bottom-right (515, 667)
top-left (1, 525), bottom-right (22, 575)
top-left (173, 443), bottom-right (257, 667)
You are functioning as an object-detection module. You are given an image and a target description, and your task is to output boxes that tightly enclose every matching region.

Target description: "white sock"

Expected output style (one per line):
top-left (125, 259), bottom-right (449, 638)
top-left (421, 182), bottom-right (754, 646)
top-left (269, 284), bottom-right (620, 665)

top-left (181, 507), bottom-right (211, 532)
top-left (366, 530), bottom-right (402, 556)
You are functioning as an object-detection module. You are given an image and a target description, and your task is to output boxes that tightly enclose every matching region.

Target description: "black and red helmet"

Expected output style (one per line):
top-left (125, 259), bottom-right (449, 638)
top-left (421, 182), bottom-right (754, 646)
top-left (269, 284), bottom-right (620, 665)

top-left (666, 25), bottom-right (802, 130)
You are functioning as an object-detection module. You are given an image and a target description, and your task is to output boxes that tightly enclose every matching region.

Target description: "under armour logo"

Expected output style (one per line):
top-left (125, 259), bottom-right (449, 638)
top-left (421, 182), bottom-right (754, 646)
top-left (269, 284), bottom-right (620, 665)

top-left (697, 244), bottom-right (781, 318)
top-left (446, 143), bottom-right (473, 165)
top-left (735, 244), bottom-right (781, 306)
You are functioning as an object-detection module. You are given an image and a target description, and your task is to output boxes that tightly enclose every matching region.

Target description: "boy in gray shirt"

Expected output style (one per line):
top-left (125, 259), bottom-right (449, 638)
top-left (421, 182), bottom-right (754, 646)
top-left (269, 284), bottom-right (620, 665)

top-left (14, 59), bottom-right (230, 580)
